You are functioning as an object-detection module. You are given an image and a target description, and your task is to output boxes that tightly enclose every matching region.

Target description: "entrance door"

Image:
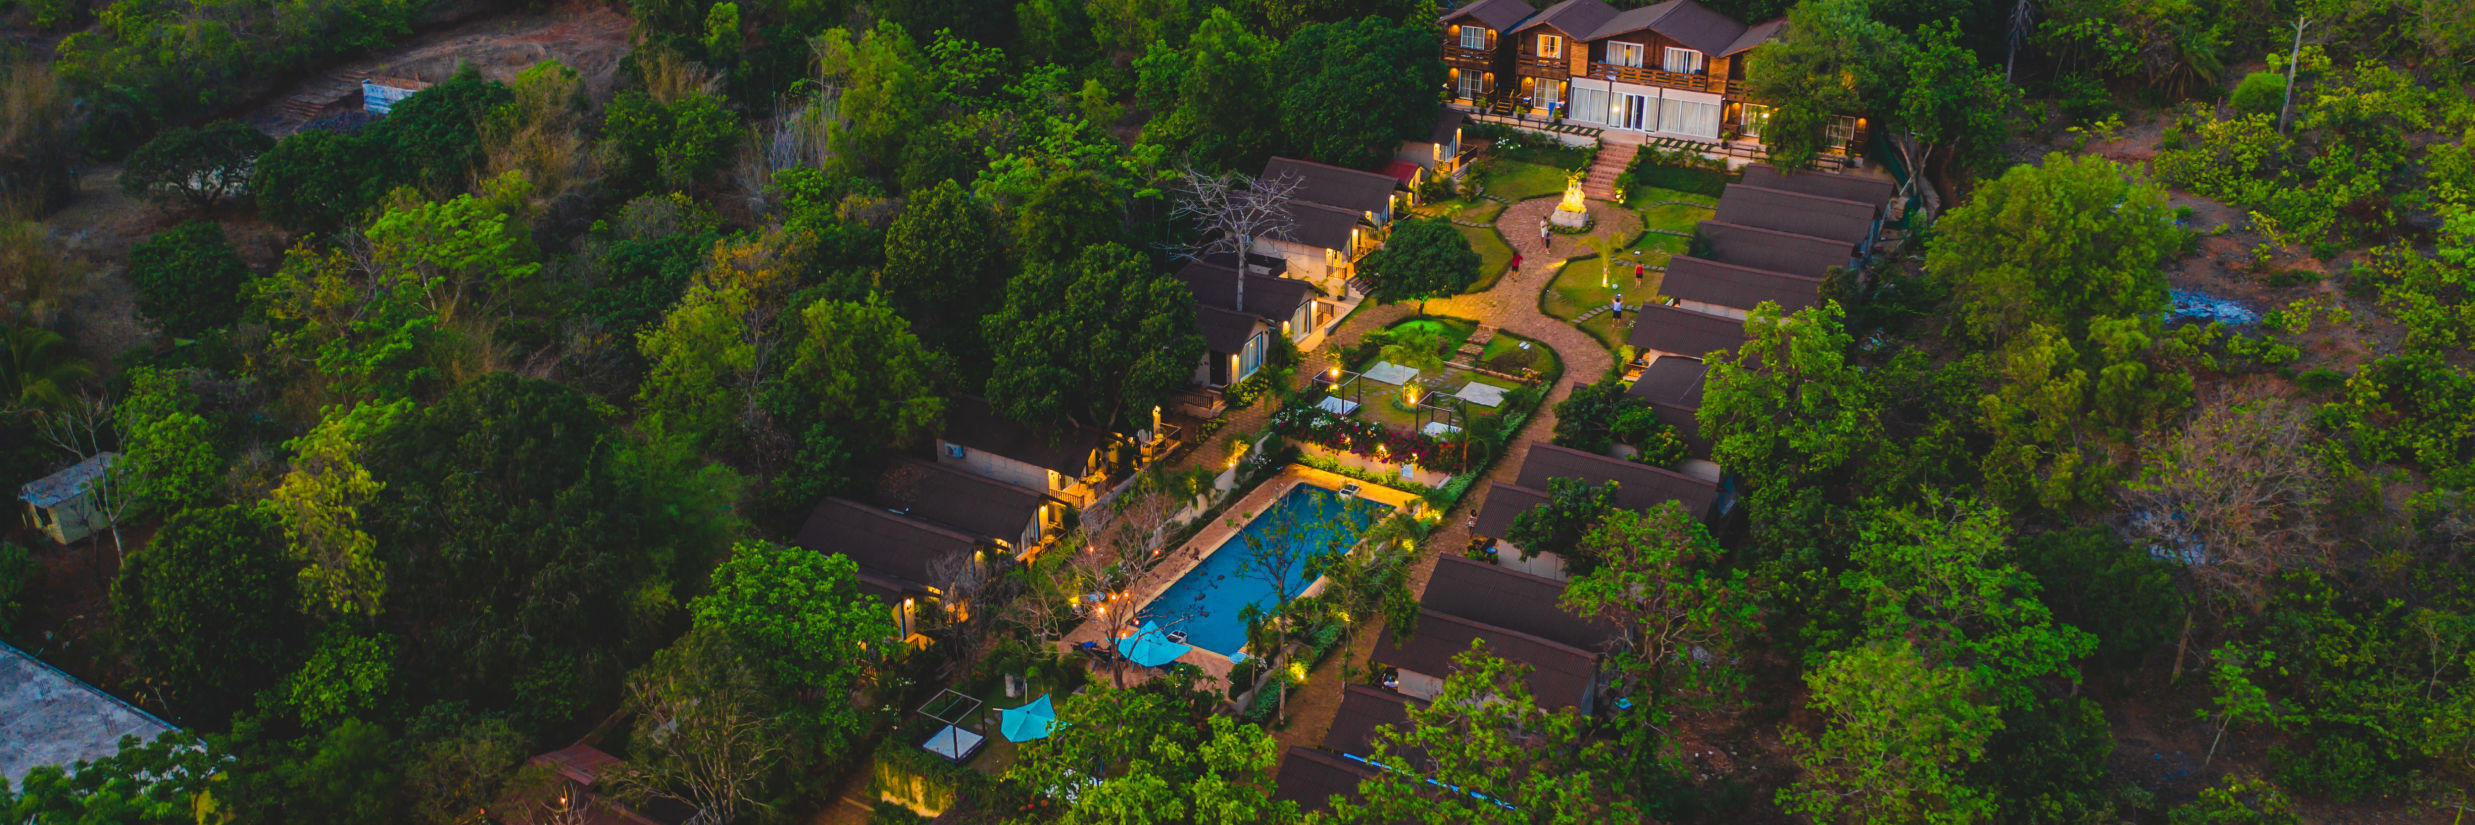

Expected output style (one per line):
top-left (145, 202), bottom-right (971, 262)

top-left (1621, 94), bottom-right (1649, 130)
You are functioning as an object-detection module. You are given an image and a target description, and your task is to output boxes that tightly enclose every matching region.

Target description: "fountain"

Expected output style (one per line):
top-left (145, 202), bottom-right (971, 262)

top-left (1550, 170), bottom-right (1591, 229)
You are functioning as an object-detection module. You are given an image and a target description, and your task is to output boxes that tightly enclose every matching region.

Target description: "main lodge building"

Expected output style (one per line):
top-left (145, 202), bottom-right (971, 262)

top-left (1440, 0), bottom-right (1865, 155)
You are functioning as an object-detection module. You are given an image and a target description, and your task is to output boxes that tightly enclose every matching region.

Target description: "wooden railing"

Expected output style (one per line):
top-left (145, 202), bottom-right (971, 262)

top-left (1587, 63), bottom-right (1729, 95)
top-left (1515, 54), bottom-right (1567, 74)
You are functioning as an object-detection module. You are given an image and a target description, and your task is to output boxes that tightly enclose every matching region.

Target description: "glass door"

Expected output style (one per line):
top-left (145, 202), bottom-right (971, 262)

top-left (1622, 94), bottom-right (1649, 130)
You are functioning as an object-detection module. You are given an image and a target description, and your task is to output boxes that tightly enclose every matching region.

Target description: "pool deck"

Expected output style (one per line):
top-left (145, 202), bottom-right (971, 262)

top-left (1058, 465), bottom-right (1423, 689)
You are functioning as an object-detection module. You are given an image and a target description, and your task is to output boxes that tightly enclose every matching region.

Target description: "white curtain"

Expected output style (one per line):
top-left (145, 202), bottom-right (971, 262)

top-left (1571, 87), bottom-right (1610, 125)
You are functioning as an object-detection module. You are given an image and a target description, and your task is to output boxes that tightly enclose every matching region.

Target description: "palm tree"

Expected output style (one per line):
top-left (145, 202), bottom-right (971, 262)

top-left (0, 322), bottom-right (91, 412)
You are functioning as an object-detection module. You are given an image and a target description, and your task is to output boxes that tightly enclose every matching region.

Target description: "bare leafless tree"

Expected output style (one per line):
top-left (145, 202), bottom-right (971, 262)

top-left (926, 549), bottom-right (996, 677)
top-left (33, 392), bottom-right (133, 562)
top-left (1171, 166), bottom-right (1302, 315)
top-left (2121, 393), bottom-right (2329, 612)
top-left (607, 633), bottom-right (785, 825)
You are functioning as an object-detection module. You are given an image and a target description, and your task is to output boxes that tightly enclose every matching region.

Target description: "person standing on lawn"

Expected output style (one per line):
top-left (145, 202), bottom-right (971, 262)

top-left (1612, 294), bottom-right (1625, 321)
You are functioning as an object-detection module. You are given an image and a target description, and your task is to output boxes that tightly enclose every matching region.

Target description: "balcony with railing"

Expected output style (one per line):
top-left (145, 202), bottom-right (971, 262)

top-left (1587, 62), bottom-right (1729, 95)
top-left (1515, 53), bottom-right (1568, 75)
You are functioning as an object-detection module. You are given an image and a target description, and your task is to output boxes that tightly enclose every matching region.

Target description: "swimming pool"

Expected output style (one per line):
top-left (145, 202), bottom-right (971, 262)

top-left (1139, 484), bottom-right (1381, 657)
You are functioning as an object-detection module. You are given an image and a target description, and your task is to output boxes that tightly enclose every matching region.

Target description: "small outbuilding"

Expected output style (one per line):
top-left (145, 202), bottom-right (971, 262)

top-left (18, 452), bottom-right (116, 546)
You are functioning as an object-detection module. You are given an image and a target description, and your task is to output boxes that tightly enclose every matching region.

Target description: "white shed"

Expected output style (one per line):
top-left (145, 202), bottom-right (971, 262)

top-left (19, 453), bottom-right (116, 546)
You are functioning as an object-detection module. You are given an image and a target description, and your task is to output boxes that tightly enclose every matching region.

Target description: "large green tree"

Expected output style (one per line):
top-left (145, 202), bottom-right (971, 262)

top-left (1276, 18), bottom-right (1444, 169)
top-left (983, 243), bottom-right (1206, 432)
top-left (1357, 219), bottom-right (1479, 308)
top-left (1742, 0), bottom-right (1900, 170)
top-left (1134, 8), bottom-right (1279, 170)
top-left (689, 540), bottom-right (894, 755)
top-left (1698, 301), bottom-right (1881, 551)
top-left (1562, 503), bottom-right (1757, 701)
top-left (1331, 643), bottom-right (1639, 822)
top-left (1927, 154), bottom-right (2182, 345)
top-left (881, 179), bottom-right (1009, 355)
top-left (119, 120), bottom-right (272, 208)
top-left (112, 505), bottom-right (300, 724)
top-left (114, 366), bottom-right (222, 514)
top-left (126, 221), bottom-right (250, 338)
top-left (1778, 639), bottom-right (2002, 825)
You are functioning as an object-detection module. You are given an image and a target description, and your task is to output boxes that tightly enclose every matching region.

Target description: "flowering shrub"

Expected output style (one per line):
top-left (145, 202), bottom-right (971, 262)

top-left (1271, 405), bottom-right (1470, 473)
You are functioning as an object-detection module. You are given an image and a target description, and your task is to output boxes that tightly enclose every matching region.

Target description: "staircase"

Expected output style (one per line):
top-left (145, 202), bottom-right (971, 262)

top-left (1583, 140), bottom-right (1636, 200)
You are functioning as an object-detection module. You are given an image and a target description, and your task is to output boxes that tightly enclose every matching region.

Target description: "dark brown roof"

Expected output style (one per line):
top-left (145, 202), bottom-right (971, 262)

top-left (1517, 442), bottom-right (1719, 518)
top-left (1176, 261), bottom-right (1322, 319)
top-left (1515, 0), bottom-right (1618, 37)
top-left (1628, 356), bottom-right (1706, 411)
top-left (1424, 554), bottom-right (1621, 651)
top-left (1441, 0), bottom-right (1536, 31)
top-left (1275, 747), bottom-right (1377, 813)
top-left (1720, 17), bottom-right (1783, 54)
top-left (1287, 200), bottom-right (1365, 252)
top-left (1587, 0), bottom-right (1749, 56)
top-left (1696, 220), bottom-right (1856, 278)
top-left (1428, 108), bottom-right (1466, 145)
top-left (1373, 609), bottom-right (1599, 710)
top-left (1740, 163), bottom-right (1896, 203)
top-left (1714, 184), bottom-right (1879, 244)
top-left (1194, 304), bottom-right (1266, 354)
top-left (872, 458), bottom-right (1047, 548)
top-left (1264, 157), bottom-right (1400, 217)
top-left (1471, 480), bottom-right (1550, 539)
top-left (1661, 256), bottom-right (1822, 313)
top-left (791, 497), bottom-right (979, 591)
top-left (1323, 685), bottom-right (1423, 758)
top-left (940, 396), bottom-right (1103, 477)
top-left (1627, 302), bottom-right (1746, 358)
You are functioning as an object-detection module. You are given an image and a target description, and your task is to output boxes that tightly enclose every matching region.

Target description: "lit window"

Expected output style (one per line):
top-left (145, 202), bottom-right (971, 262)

top-left (1538, 34), bottom-right (1563, 59)
top-left (1662, 47), bottom-right (1704, 74)
top-left (1609, 43), bottom-right (1644, 68)
top-left (1460, 26), bottom-right (1487, 50)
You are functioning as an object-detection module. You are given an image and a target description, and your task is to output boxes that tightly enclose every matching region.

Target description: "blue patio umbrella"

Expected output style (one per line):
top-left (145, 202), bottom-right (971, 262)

top-left (1000, 694), bottom-right (1062, 742)
top-left (1116, 621), bottom-right (1194, 667)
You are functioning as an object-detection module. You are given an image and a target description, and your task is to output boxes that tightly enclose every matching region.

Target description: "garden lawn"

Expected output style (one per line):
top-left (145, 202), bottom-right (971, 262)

top-left (1481, 160), bottom-right (1572, 203)
top-left (1540, 234), bottom-right (1680, 351)
top-left (1476, 332), bottom-right (1562, 381)
top-left (1459, 225), bottom-right (1515, 293)
top-left (1333, 317), bottom-right (1482, 434)
top-left (1633, 200), bottom-right (1713, 234)
top-left (1412, 197), bottom-right (1506, 224)
top-left (1626, 184), bottom-right (1721, 208)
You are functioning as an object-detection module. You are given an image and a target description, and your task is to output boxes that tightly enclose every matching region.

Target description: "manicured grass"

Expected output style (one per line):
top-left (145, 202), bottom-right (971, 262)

top-left (1480, 159), bottom-right (1572, 203)
top-left (1542, 258), bottom-right (1631, 350)
top-left (1411, 197), bottom-right (1503, 224)
top-left (1634, 200), bottom-right (1713, 234)
top-left (1380, 317), bottom-right (1477, 354)
top-left (1459, 225), bottom-right (1515, 294)
top-left (1476, 332), bottom-right (1561, 380)
top-left (1628, 185), bottom-right (1720, 207)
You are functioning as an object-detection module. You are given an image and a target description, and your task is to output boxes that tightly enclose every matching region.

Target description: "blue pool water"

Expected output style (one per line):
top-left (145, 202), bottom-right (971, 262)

top-left (1140, 485), bottom-right (1380, 657)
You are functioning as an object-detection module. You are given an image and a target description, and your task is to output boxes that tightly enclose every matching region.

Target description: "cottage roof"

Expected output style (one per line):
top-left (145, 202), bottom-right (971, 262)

top-left (1517, 441), bottom-right (1720, 517)
top-left (1696, 220), bottom-right (1856, 278)
top-left (1661, 256), bottom-right (1822, 312)
top-left (1471, 479), bottom-right (1551, 539)
top-left (1322, 684), bottom-right (1423, 758)
top-left (1429, 108), bottom-right (1467, 145)
top-left (939, 396), bottom-right (1104, 477)
top-left (1373, 609), bottom-right (1599, 710)
top-left (2, 641), bottom-right (178, 786)
top-left (1714, 184), bottom-right (1879, 244)
top-left (1194, 304), bottom-right (1267, 355)
top-left (19, 453), bottom-right (115, 509)
top-left (1197, 250), bottom-right (1289, 276)
top-left (1740, 162), bottom-right (1896, 203)
top-left (1285, 200), bottom-right (1367, 252)
top-left (1424, 554), bottom-right (1620, 651)
top-left (1586, 0), bottom-right (1749, 56)
top-left (1275, 747), bottom-right (1378, 813)
top-left (1264, 157), bottom-right (1401, 217)
top-left (1177, 261), bottom-right (1323, 320)
top-left (872, 458), bottom-right (1049, 548)
top-left (1627, 302), bottom-right (1747, 359)
top-left (1515, 0), bottom-right (1619, 38)
top-left (792, 498), bottom-right (981, 592)
top-left (1441, 0), bottom-right (1538, 31)
top-left (1719, 16), bottom-right (1784, 54)
top-left (1627, 356), bottom-right (1706, 411)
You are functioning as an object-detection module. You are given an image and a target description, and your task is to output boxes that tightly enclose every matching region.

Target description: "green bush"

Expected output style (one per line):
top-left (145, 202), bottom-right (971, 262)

top-left (1611, 407), bottom-right (1685, 466)
top-left (2272, 734), bottom-right (2386, 802)
top-left (128, 222), bottom-right (251, 339)
top-left (2230, 71), bottom-right (2286, 116)
top-left (120, 121), bottom-right (273, 209)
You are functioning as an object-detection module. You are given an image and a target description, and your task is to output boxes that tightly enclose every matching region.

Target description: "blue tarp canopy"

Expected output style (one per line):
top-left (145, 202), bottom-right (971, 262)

top-left (1000, 694), bottom-right (1061, 743)
top-left (1116, 621), bottom-right (1194, 668)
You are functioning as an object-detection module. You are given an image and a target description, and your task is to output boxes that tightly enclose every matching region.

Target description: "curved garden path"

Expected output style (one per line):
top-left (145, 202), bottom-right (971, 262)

top-left (1258, 195), bottom-right (1638, 755)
